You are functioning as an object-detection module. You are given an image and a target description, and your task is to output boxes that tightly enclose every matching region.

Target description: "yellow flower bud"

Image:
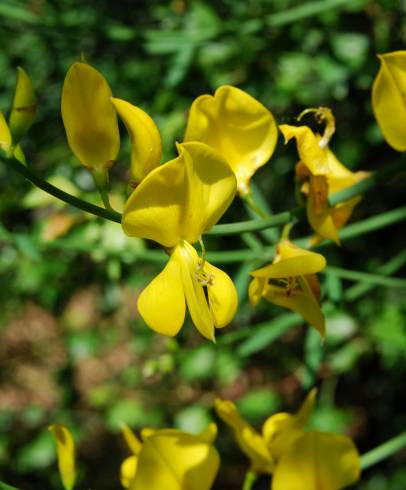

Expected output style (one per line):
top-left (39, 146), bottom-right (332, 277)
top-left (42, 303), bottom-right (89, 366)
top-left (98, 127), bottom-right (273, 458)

top-left (8, 67), bottom-right (37, 144)
top-left (61, 62), bottom-right (120, 171)
top-left (49, 424), bottom-right (76, 490)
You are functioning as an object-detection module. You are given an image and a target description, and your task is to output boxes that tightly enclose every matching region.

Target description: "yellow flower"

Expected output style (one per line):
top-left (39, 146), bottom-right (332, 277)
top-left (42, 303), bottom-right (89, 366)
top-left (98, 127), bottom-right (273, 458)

top-left (122, 141), bottom-right (238, 341)
top-left (9, 67), bottom-right (37, 145)
top-left (112, 97), bottom-right (162, 187)
top-left (372, 50), bottom-right (406, 152)
top-left (272, 431), bottom-right (360, 490)
top-left (280, 120), bottom-right (368, 244)
top-left (249, 240), bottom-right (326, 336)
top-left (215, 391), bottom-right (360, 490)
top-left (184, 85), bottom-right (277, 195)
top-left (215, 390), bottom-right (316, 474)
top-left (49, 424), bottom-right (76, 490)
top-left (120, 424), bottom-right (220, 490)
top-left (61, 62), bottom-right (120, 172)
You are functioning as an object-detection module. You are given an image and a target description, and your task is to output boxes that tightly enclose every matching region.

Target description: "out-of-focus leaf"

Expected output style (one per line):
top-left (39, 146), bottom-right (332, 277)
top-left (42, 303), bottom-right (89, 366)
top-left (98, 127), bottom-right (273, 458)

top-left (175, 405), bottom-right (212, 434)
top-left (237, 389), bottom-right (281, 422)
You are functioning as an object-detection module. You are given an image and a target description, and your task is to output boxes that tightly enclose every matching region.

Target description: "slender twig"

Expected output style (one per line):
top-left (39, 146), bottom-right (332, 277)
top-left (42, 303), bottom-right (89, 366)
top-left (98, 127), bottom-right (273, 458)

top-left (360, 431), bottom-right (406, 470)
top-left (322, 266), bottom-right (406, 289)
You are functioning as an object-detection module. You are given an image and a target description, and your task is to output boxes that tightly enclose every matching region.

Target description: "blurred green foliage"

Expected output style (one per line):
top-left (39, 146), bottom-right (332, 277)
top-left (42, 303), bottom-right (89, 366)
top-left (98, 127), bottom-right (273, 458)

top-left (0, 0), bottom-right (405, 489)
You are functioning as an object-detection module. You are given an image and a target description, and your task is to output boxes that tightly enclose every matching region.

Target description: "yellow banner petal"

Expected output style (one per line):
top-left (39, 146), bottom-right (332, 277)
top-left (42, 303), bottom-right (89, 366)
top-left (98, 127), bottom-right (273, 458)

top-left (49, 424), bottom-right (76, 490)
top-left (204, 261), bottom-right (238, 328)
top-left (272, 431), bottom-right (360, 490)
top-left (180, 142), bottom-right (237, 244)
top-left (137, 252), bottom-right (185, 336)
top-left (184, 85), bottom-right (277, 194)
top-left (122, 155), bottom-right (184, 247)
top-left (0, 112), bottom-right (12, 154)
top-left (130, 431), bottom-right (220, 490)
top-left (251, 241), bottom-right (326, 279)
top-left (214, 399), bottom-right (274, 474)
top-left (279, 124), bottom-right (328, 175)
top-left (307, 193), bottom-right (340, 244)
top-left (112, 98), bottom-right (162, 185)
top-left (372, 50), bottom-right (406, 152)
top-left (61, 62), bottom-right (120, 170)
top-left (9, 67), bottom-right (37, 144)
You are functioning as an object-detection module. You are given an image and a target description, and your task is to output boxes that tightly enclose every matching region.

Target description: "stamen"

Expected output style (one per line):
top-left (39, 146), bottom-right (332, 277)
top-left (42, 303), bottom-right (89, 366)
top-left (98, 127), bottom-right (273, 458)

top-left (297, 106), bottom-right (336, 148)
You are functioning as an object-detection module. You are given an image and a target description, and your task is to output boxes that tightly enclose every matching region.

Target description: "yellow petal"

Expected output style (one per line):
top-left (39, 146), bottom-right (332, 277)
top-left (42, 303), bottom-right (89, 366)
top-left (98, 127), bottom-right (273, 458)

top-left (121, 424), bottom-right (143, 455)
top-left (272, 431), bottom-right (361, 490)
top-left (263, 389), bottom-right (317, 459)
top-left (9, 67), bottom-right (37, 144)
top-left (184, 85), bottom-right (277, 194)
top-left (248, 277), bottom-right (267, 306)
top-left (214, 399), bottom-right (274, 474)
top-left (137, 251), bottom-right (186, 336)
top-left (61, 62), bottom-right (120, 170)
top-left (180, 142), bottom-right (237, 244)
top-left (112, 98), bottom-right (162, 186)
top-left (120, 455), bottom-right (138, 489)
top-left (251, 241), bottom-right (326, 279)
top-left (130, 430), bottom-right (220, 490)
top-left (279, 124), bottom-right (328, 175)
top-left (263, 278), bottom-right (325, 336)
top-left (49, 424), bottom-right (76, 490)
top-left (199, 423), bottom-right (218, 444)
top-left (372, 51), bottom-right (406, 152)
top-left (307, 192), bottom-right (340, 244)
top-left (204, 261), bottom-right (238, 328)
top-left (122, 155), bottom-right (184, 247)
top-left (176, 242), bottom-right (215, 341)
top-left (0, 112), bottom-right (12, 154)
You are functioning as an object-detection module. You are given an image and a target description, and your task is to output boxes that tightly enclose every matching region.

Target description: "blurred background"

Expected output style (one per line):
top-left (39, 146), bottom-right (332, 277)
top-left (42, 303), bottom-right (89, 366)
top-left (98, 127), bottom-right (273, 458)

top-left (0, 0), bottom-right (405, 488)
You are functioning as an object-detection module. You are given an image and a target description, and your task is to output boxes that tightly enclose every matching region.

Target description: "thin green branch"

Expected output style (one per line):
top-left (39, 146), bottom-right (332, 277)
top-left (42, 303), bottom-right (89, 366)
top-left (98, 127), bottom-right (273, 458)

top-left (3, 155), bottom-right (122, 223)
top-left (242, 470), bottom-right (258, 490)
top-left (266, 0), bottom-right (367, 27)
top-left (323, 266), bottom-right (406, 289)
top-left (360, 431), bottom-right (406, 470)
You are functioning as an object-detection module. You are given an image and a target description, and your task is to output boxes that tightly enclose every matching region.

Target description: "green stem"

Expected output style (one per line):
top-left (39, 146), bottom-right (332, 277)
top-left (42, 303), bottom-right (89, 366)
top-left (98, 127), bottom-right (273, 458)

top-left (360, 431), bottom-right (406, 470)
top-left (241, 190), bottom-right (269, 219)
top-left (322, 266), bottom-right (406, 289)
top-left (2, 154), bottom-right (122, 223)
top-left (92, 167), bottom-right (113, 211)
top-left (242, 470), bottom-right (258, 490)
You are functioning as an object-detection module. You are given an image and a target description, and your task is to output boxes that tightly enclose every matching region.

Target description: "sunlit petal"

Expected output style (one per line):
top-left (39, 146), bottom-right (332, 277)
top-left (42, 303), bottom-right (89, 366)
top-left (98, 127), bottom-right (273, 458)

top-left (9, 67), bottom-right (37, 144)
top-left (49, 424), bottom-right (76, 490)
top-left (180, 142), bottom-right (237, 244)
top-left (214, 399), bottom-right (274, 474)
top-left (112, 98), bottom-right (162, 185)
top-left (137, 252), bottom-right (185, 336)
top-left (176, 243), bottom-right (215, 341)
top-left (372, 51), bottom-right (406, 152)
top-left (251, 241), bottom-right (326, 279)
top-left (120, 455), bottom-right (138, 489)
top-left (61, 62), bottom-right (120, 170)
top-left (272, 431), bottom-right (361, 490)
top-left (130, 430), bottom-right (220, 490)
top-left (204, 261), bottom-right (238, 328)
top-left (184, 85), bottom-right (277, 194)
top-left (307, 193), bottom-right (340, 244)
top-left (279, 124), bottom-right (328, 175)
top-left (0, 112), bottom-right (12, 154)
top-left (122, 155), bottom-right (184, 247)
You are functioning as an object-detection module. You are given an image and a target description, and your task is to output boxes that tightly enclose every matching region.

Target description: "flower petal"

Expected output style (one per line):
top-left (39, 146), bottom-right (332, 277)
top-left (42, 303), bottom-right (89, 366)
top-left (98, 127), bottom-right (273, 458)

top-left (176, 243), bottom-right (215, 341)
top-left (272, 431), bottom-right (361, 490)
top-left (307, 193), bottom-right (340, 244)
top-left (49, 424), bottom-right (76, 490)
top-left (120, 455), bottom-right (138, 489)
top-left (251, 241), bottom-right (326, 279)
top-left (214, 399), bottom-right (274, 474)
top-left (112, 98), bottom-right (162, 185)
top-left (121, 424), bottom-right (143, 455)
top-left (248, 277), bottom-right (267, 306)
top-left (137, 252), bottom-right (185, 336)
top-left (279, 124), bottom-right (328, 175)
top-left (180, 142), bottom-right (237, 244)
top-left (204, 261), bottom-right (238, 328)
top-left (0, 112), bottom-right (12, 154)
top-left (122, 155), bottom-right (184, 247)
top-left (184, 85), bottom-right (277, 194)
top-left (61, 62), bottom-right (120, 170)
top-left (372, 51), bottom-right (406, 152)
top-left (130, 430), bottom-right (220, 490)
top-left (263, 278), bottom-right (325, 336)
